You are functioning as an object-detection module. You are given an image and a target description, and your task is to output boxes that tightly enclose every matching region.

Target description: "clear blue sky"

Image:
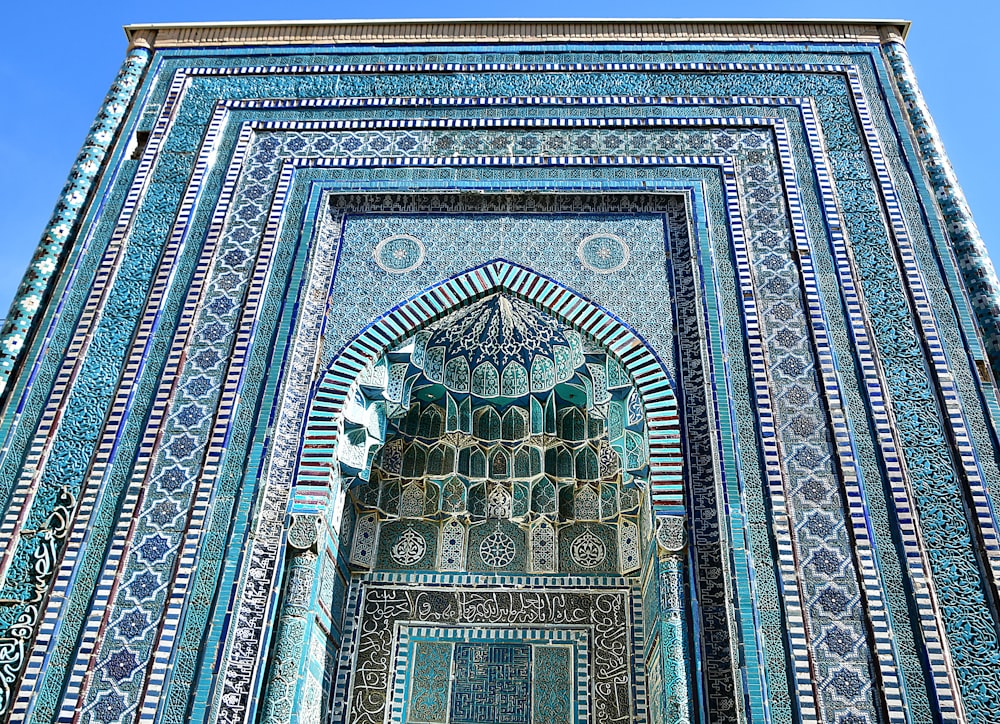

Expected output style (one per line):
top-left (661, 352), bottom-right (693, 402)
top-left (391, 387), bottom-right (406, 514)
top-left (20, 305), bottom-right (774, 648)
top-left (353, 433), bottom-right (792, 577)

top-left (1, 0), bottom-right (996, 317)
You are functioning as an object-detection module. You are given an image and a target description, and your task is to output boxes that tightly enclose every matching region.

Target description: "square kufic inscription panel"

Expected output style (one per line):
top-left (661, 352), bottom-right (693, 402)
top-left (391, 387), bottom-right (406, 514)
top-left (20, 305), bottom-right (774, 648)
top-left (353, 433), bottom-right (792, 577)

top-left (450, 642), bottom-right (532, 723)
top-left (389, 618), bottom-right (593, 724)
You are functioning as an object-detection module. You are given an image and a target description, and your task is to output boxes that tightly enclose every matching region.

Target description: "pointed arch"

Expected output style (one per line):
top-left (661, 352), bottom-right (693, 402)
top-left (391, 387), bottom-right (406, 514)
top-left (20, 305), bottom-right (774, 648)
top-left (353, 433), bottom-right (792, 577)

top-left (295, 260), bottom-right (683, 515)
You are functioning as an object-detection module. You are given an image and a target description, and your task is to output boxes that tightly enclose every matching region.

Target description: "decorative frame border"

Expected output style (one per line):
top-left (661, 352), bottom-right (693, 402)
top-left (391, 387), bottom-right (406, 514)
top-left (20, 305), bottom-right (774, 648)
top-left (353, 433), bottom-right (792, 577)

top-left (391, 626), bottom-right (588, 724)
top-left (1, 48), bottom-right (1000, 724)
top-left (0, 49), bottom-right (150, 396)
top-left (3, 106), bottom-right (920, 724)
top-left (118, 102), bottom-right (968, 724)
top-left (157, 103), bottom-right (972, 724)
top-left (333, 573), bottom-right (638, 724)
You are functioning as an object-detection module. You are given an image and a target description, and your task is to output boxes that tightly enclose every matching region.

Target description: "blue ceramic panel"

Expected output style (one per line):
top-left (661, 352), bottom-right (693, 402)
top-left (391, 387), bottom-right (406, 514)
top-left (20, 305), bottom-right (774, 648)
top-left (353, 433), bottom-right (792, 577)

top-left (408, 641), bottom-right (452, 723)
top-left (450, 643), bottom-right (532, 724)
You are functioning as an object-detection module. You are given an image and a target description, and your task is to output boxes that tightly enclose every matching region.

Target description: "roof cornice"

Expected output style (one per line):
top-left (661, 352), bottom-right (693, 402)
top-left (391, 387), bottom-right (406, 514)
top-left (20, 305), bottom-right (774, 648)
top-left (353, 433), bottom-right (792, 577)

top-left (123, 18), bottom-right (910, 50)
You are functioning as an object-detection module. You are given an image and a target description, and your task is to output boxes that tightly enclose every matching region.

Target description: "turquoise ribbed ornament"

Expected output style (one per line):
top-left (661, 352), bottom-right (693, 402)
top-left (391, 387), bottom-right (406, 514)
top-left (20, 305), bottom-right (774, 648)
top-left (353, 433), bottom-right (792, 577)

top-left (400, 293), bottom-right (587, 401)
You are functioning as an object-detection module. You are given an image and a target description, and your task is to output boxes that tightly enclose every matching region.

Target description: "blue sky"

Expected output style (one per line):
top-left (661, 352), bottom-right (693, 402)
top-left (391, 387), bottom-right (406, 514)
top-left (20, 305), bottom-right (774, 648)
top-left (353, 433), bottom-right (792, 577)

top-left (1, 0), bottom-right (996, 317)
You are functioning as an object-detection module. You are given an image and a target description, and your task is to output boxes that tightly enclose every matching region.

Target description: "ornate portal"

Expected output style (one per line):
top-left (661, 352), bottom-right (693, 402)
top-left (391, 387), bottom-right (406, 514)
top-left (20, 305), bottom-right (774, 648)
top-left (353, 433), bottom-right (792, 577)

top-left (0, 17), bottom-right (998, 724)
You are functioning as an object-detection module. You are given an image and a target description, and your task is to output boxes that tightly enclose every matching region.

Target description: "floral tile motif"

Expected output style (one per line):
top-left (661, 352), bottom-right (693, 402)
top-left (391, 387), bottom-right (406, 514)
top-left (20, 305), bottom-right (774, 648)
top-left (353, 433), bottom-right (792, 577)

top-left (2, 39), bottom-right (998, 724)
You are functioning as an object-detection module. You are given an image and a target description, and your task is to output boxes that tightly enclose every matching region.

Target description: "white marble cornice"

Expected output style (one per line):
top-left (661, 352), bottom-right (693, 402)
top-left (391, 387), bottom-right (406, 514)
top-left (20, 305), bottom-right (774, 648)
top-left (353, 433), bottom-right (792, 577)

top-left (124, 18), bottom-right (911, 50)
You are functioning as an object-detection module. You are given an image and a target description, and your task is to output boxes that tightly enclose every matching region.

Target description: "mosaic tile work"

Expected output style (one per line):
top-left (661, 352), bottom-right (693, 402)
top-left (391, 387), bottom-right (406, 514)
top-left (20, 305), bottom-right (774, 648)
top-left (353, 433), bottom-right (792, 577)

top-left (156, 93), bottom-right (992, 724)
top-left (665, 196), bottom-right (743, 723)
top-left (341, 294), bottom-right (650, 580)
top-left (214, 121), bottom-right (888, 724)
top-left (398, 625), bottom-right (590, 724)
top-left (406, 641), bottom-right (452, 722)
top-left (0, 48), bottom-right (148, 395)
top-left (395, 618), bottom-right (587, 724)
top-left (531, 645), bottom-right (573, 724)
top-left (205, 134), bottom-right (944, 724)
top-left (274, 165), bottom-right (876, 724)
top-left (227, 247), bottom-right (676, 724)
top-left (450, 643), bottom-right (531, 723)
top-left (883, 41), bottom-right (1000, 377)
top-left (0, 136), bottom-right (884, 724)
top-left (5, 161), bottom-right (852, 724)
top-left (1, 33), bottom-right (999, 724)
top-left (335, 577), bottom-right (636, 724)
top-left (324, 210), bottom-right (673, 371)
top-left (243, 248), bottom-right (683, 724)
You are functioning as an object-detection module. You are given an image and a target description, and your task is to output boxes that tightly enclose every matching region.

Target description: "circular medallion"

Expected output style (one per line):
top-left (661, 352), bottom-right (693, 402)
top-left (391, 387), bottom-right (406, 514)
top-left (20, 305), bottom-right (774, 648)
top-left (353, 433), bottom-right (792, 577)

top-left (390, 527), bottom-right (426, 566)
top-left (570, 529), bottom-right (607, 568)
top-left (374, 234), bottom-right (425, 274)
top-left (577, 233), bottom-right (630, 274)
top-left (479, 529), bottom-right (516, 568)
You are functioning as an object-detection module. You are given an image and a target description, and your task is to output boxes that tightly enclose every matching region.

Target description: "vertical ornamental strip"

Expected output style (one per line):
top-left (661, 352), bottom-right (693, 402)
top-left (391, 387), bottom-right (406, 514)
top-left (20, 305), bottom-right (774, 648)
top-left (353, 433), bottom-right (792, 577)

top-left (652, 515), bottom-right (692, 724)
top-left (259, 532), bottom-right (322, 724)
top-left (0, 47), bottom-right (149, 399)
top-left (0, 46), bottom-right (149, 720)
top-left (881, 36), bottom-right (1000, 378)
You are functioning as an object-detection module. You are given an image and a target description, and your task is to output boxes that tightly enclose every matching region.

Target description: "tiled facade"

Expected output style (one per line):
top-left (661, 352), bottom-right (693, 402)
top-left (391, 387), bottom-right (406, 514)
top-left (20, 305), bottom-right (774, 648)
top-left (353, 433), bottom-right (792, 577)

top-left (0, 18), bottom-right (997, 724)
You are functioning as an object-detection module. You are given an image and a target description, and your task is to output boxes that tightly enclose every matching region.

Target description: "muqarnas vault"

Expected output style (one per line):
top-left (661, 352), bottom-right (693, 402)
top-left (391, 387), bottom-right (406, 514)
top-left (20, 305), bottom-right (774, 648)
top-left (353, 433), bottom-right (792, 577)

top-left (1, 16), bottom-right (1000, 724)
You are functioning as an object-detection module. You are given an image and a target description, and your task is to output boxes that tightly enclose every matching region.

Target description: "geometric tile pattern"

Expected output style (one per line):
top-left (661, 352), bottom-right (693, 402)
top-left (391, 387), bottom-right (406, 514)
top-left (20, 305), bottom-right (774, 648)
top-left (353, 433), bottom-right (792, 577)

top-left (0, 48), bottom-right (149, 394)
top-left (213, 100), bottom-right (992, 724)
top-left (234, 117), bottom-right (892, 720)
top-left (396, 627), bottom-right (585, 724)
top-left (336, 576), bottom-right (630, 724)
top-left (451, 643), bottom-right (531, 724)
top-left (882, 41), bottom-right (1000, 378)
top-left (338, 292), bottom-right (650, 579)
top-left (0, 29), bottom-right (999, 724)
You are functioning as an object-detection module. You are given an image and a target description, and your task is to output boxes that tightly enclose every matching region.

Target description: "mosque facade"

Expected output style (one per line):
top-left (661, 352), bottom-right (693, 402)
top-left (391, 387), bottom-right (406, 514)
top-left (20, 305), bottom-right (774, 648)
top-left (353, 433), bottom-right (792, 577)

top-left (0, 18), bottom-right (998, 724)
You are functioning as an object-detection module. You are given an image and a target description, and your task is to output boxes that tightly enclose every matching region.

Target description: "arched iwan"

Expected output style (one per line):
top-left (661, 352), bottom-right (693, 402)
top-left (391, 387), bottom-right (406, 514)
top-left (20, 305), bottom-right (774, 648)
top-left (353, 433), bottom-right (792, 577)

top-left (293, 259), bottom-right (683, 516)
